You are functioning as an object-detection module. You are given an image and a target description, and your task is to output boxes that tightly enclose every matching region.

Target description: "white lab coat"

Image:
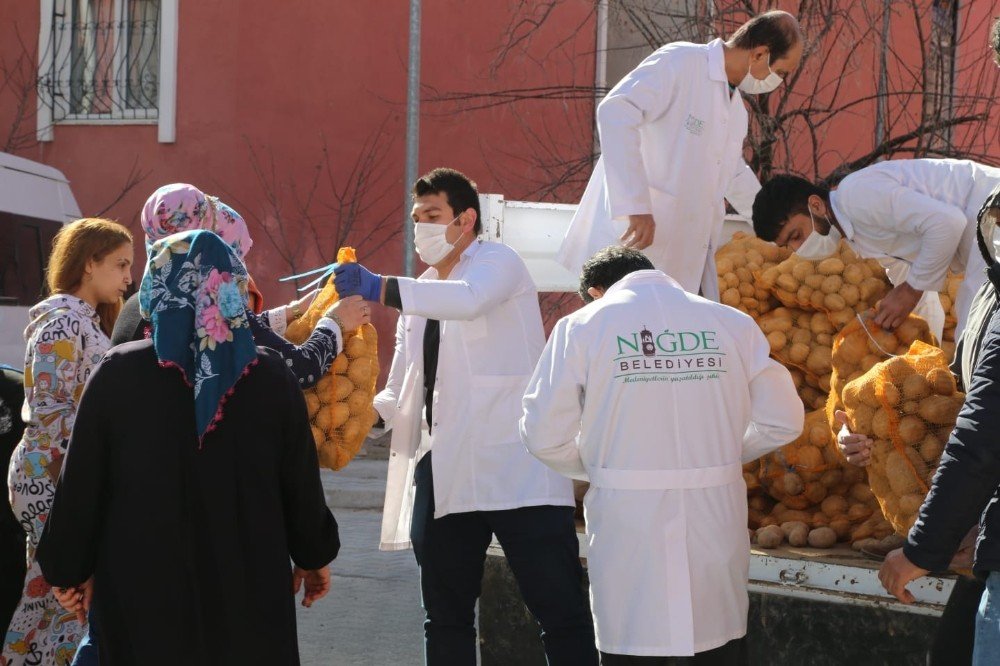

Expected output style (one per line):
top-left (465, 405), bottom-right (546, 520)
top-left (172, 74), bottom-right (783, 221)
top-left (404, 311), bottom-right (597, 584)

top-left (557, 39), bottom-right (761, 299)
top-left (520, 270), bottom-right (803, 656)
top-left (374, 241), bottom-right (574, 551)
top-left (830, 158), bottom-right (1000, 339)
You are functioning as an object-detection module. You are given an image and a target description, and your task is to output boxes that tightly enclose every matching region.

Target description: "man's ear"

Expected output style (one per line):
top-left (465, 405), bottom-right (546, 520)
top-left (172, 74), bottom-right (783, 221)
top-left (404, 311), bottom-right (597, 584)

top-left (457, 209), bottom-right (477, 235)
top-left (586, 286), bottom-right (604, 301)
top-left (807, 194), bottom-right (827, 217)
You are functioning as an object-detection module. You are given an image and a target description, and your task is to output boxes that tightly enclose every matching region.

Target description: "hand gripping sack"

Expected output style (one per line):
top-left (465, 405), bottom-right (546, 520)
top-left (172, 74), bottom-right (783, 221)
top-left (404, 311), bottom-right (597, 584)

top-left (841, 341), bottom-right (964, 534)
top-left (285, 247), bottom-right (380, 470)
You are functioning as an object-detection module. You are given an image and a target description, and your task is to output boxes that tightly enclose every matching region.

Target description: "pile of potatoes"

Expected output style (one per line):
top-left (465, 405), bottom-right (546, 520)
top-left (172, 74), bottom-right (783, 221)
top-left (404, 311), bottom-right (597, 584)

top-left (751, 490), bottom-right (893, 550)
top-left (841, 342), bottom-right (965, 533)
top-left (758, 241), bottom-right (890, 328)
top-left (716, 232), bottom-right (792, 318)
top-left (757, 308), bottom-right (834, 405)
top-left (285, 247), bottom-right (380, 471)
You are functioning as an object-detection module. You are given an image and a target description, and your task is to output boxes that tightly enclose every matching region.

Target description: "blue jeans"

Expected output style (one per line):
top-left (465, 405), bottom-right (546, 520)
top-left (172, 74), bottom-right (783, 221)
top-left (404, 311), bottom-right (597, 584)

top-left (71, 607), bottom-right (99, 666)
top-left (974, 571), bottom-right (1000, 665)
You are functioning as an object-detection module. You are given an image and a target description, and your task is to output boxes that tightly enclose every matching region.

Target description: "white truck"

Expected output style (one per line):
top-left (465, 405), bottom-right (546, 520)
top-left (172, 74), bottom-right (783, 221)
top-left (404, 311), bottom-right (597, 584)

top-left (475, 194), bottom-right (956, 665)
top-left (0, 152), bottom-right (81, 369)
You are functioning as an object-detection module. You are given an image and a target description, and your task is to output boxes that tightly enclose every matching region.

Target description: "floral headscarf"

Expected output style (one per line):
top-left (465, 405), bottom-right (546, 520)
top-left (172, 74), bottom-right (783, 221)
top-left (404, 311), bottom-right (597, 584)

top-left (139, 230), bottom-right (258, 443)
top-left (141, 183), bottom-right (253, 260)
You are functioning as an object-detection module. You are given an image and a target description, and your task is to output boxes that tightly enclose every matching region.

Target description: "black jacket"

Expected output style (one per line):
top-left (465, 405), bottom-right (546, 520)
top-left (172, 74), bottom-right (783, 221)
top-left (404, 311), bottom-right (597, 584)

top-left (905, 275), bottom-right (1000, 577)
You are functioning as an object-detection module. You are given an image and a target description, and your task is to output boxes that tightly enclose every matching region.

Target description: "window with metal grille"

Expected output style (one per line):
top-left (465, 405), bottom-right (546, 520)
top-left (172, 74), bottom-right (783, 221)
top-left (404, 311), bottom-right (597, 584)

top-left (39, 0), bottom-right (161, 123)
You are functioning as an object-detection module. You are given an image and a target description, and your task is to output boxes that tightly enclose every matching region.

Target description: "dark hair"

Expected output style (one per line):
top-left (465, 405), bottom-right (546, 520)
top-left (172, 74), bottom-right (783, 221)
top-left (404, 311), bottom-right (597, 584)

top-left (412, 168), bottom-right (482, 234)
top-left (752, 174), bottom-right (829, 242)
top-left (578, 246), bottom-right (654, 303)
top-left (991, 18), bottom-right (1000, 67)
top-left (730, 10), bottom-right (801, 61)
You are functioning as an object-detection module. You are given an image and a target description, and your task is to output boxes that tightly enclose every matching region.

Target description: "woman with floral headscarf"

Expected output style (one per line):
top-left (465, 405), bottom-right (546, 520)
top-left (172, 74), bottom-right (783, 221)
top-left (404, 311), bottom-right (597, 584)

top-left (36, 231), bottom-right (341, 665)
top-left (112, 183), bottom-right (370, 388)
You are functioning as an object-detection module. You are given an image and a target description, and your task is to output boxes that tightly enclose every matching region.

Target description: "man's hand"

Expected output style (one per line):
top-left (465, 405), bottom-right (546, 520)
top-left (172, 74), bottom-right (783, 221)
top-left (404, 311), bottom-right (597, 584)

top-left (878, 548), bottom-right (929, 603)
top-left (53, 577), bottom-right (94, 624)
top-left (333, 263), bottom-right (383, 303)
top-left (835, 410), bottom-right (872, 466)
top-left (873, 282), bottom-right (923, 331)
top-left (621, 214), bottom-right (655, 250)
top-left (293, 566), bottom-right (331, 608)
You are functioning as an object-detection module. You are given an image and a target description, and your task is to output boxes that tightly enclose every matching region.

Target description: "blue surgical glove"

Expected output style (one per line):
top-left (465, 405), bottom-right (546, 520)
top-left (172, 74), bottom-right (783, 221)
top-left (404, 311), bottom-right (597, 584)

top-left (334, 263), bottom-right (382, 302)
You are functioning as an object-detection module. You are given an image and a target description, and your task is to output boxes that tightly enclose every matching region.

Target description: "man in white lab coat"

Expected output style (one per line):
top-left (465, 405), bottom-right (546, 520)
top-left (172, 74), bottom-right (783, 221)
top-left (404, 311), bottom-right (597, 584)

top-left (520, 246), bottom-right (804, 665)
top-left (558, 11), bottom-right (803, 301)
top-left (333, 168), bottom-right (597, 665)
top-left (751, 159), bottom-right (1000, 340)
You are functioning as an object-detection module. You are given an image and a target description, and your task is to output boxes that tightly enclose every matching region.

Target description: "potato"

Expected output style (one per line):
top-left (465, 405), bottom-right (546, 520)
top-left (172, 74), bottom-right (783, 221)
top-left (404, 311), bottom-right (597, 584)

top-left (918, 394), bottom-right (962, 425)
top-left (820, 469), bottom-right (843, 489)
top-left (310, 425), bottom-right (325, 446)
top-left (345, 335), bottom-right (368, 359)
top-left (315, 405), bottom-right (335, 431)
top-left (789, 343), bottom-right (810, 364)
top-left (722, 288), bottom-right (741, 307)
top-left (819, 274), bottom-right (843, 294)
top-left (716, 257), bottom-right (735, 275)
top-left (848, 503), bottom-right (873, 522)
top-left (824, 294), bottom-right (847, 311)
top-left (804, 274), bottom-right (825, 290)
top-left (804, 482), bottom-right (827, 504)
top-left (341, 417), bottom-right (363, 443)
top-left (792, 261), bottom-right (815, 281)
top-left (811, 291), bottom-right (828, 310)
top-left (821, 495), bottom-right (849, 517)
top-left (852, 537), bottom-right (880, 551)
top-left (882, 357), bottom-right (916, 384)
top-left (843, 264), bottom-right (865, 285)
top-left (347, 358), bottom-right (372, 385)
top-left (850, 483), bottom-right (874, 504)
top-left (898, 415), bottom-right (926, 445)
top-left (926, 367), bottom-right (957, 396)
top-left (777, 275), bottom-right (799, 292)
top-left (817, 257), bottom-right (846, 275)
top-left (780, 520), bottom-right (810, 537)
top-left (806, 347), bottom-right (832, 376)
top-left (334, 375), bottom-right (355, 401)
top-left (330, 402), bottom-right (351, 429)
top-left (898, 493), bottom-right (924, 516)
top-left (811, 512), bottom-right (830, 527)
top-left (919, 433), bottom-right (945, 464)
top-left (808, 527), bottom-right (838, 548)
top-left (305, 392), bottom-right (321, 418)
top-left (872, 408), bottom-right (892, 439)
top-left (885, 450), bottom-right (922, 496)
top-left (767, 331), bottom-right (787, 352)
top-left (788, 524), bottom-right (810, 547)
top-left (841, 284), bottom-right (861, 307)
top-left (749, 495), bottom-right (773, 512)
top-left (881, 382), bottom-right (901, 408)
top-left (902, 374), bottom-right (930, 401)
top-left (756, 525), bottom-right (784, 549)
top-left (850, 403), bottom-right (875, 434)
top-left (828, 516), bottom-right (852, 540)
top-left (347, 389), bottom-right (371, 415)
top-left (332, 354), bottom-right (349, 374)
top-left (780, 472), bottom-right (804, 496)
top-left (315, 374), bottom-right (334, 400)
top-left (901, 400), bottom-right (919, 415)
top-left (739, 283), bottom-right (755, 298)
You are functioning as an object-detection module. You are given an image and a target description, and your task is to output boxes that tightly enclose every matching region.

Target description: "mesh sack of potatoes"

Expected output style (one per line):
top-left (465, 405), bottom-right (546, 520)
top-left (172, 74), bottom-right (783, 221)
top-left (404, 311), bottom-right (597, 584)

top-left (825, 315), bottom-right (936, 434)
top-left (285, 247), bottom-right (380, 471)
top-left (757, 307), bottom-right (834, 396)
top-left (840, 341), bottom-right (965, 534)
top-left (716, 232), bottom-right (792, 317)
top-left (757, 410), bottom-right (864, 511)
top-left (758, 241), bottom-right (891, 328)
top-left (939, 272), bottom-right (963, 359)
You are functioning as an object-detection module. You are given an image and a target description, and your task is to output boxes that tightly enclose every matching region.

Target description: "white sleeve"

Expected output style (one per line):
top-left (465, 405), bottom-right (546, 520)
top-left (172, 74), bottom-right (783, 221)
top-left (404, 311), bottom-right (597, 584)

top-left (519, 317), bottom-right (589, 480)
top-left (725, 158), bottom-right (762, 219)
top-left (395, 247), bottom-right (522, 321)
top-left (596, 48), bottom-right (679, 220)
top-left (263, 307), bottom-right (288, 336)
top-left (373, 315), bottom-right (406, 429)
top-left (839, 177), bottom-right (967, 292)
top-left (741, 323), bottom-right (804, 463)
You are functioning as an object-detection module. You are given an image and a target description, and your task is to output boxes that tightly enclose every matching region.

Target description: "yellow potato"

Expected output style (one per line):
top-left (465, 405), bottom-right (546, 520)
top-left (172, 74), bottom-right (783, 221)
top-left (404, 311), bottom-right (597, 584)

top-left (333, 375), bottom-right (355, 401)
top-left (792, 261), bottom-right (815, 281)
top-left (345, 335), bottom-right (368, 359)
top-left (347, 358), bottom-right (372, 385)
top-left (824, 294), bottom-right (847, 311)
top-left (341, 417), bottom-right (363, 444)
top-left (722, 288), bottom-right (741, 307)
top-left (926, 367), bottom-right (957, 396)
top-left (315, 406), bottom-right (334, 432)
top-left (332, 354), bottom-right (349, 374)
top-left (821, 275), bottom-right (843, 294)
top-left (305, 392), bottom-right (321, 418)
top-left (330, 402), bottom-right (351, 429)
top-left (918, 394), bottom-right (962, 425)
top-left (843, 264), bottom-right (865, 285)
top-left (898, 493), bottom-right (924, 516)
top-left (347, 389), bottom-right (371, 415)
top-left (872, 408), bottom-right (892, 439)
top-left (767, 331), bottom-right (787, 352)
top-left (817, 257), bottom-right (846, 276)
top-left (789, 343), bottom-right (810, 364)
top-left (885, 450), bottom-right (922, 496)
top-left (902, 374), bottom-right (930, 401)
top-left (898, 415), bottom-right (926, 446)
top-left (841, 284), bottom-right (861, 307)
top-left (805, 274), bottom-right (825, 290)
top-left (919, 433), bottom-right (945, 463)
top-left (808, 527), bottom-right (838, 548)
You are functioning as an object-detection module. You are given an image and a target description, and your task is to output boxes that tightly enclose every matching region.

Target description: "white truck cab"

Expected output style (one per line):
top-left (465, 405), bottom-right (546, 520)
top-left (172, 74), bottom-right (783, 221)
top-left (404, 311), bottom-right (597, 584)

top-left (0, 152), bottom-right (81, 368)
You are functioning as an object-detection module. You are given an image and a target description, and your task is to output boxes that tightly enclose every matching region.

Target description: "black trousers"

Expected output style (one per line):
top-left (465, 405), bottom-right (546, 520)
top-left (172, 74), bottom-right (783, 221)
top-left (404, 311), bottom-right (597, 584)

top-left (0, 531), bottom-right (25, 637)
top-left (928, 575), bottom-right (986, 665)
top-left (600, 637), bottom-right (746, 666)
top-left (410, 453), bottom-right (598, 666)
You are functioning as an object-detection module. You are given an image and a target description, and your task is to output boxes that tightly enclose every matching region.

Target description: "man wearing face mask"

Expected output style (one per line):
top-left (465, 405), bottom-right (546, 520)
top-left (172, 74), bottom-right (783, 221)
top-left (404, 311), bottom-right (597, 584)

top-left (333, 168), bottom-right (596, 666)
top-left (751, 160), bottom-right (1000, 340)
top-left (558, 10), bottom-right (803, 301)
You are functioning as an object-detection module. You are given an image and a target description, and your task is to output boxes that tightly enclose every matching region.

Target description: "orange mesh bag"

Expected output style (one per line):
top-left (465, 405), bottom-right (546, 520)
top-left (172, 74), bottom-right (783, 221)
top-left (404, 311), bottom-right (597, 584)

top-left (758, 241), bottom-right (890, 327)
top-left (939, 272), bottom-right (963, 359)
top-left (716, 232), bottom-right (791, 317)
top-left (758, 410), bottom-right (864, 511)
top-left (285, 247), bottom-right (380, 471)
top-left (841, 341), bottom-right (965, 534)
top-left (826, 315), bottom-right (936, 434)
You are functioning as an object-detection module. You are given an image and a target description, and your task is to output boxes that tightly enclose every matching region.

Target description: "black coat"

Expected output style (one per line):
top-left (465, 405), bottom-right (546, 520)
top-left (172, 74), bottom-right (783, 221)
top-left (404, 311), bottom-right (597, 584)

top-left (0, 365), bottom-right (27, 635)
top-left (905, 278), bottom-right (1000, 578)
top-left (35, 341), bottom-right (340, 665)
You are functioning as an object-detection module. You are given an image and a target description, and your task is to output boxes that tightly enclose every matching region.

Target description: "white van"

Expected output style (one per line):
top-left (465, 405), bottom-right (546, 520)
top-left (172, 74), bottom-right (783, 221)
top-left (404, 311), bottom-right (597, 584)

top-left (0, 152), bottom-right (81, 368)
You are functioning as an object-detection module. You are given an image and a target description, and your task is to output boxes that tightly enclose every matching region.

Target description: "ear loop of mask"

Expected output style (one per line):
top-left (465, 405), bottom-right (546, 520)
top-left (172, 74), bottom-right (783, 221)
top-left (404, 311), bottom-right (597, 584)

top-left (975, 191), bottom-right (1000, 294)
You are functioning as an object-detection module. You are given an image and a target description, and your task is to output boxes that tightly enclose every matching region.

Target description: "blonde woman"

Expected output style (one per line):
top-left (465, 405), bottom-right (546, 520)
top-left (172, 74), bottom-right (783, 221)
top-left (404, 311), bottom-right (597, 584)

top-left (2, 218), bottom-right (133, 666)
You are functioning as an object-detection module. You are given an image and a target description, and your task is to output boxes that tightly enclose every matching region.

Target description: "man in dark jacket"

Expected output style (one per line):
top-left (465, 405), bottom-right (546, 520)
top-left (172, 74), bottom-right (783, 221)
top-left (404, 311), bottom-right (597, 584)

top-left (879, 201), bottom-right (1000, 665)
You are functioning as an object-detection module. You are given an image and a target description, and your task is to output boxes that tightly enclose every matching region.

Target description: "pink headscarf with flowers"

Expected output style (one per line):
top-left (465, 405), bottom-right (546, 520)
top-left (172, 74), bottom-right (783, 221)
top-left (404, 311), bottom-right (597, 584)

top-left (141, 183), bottom-right (253, 260)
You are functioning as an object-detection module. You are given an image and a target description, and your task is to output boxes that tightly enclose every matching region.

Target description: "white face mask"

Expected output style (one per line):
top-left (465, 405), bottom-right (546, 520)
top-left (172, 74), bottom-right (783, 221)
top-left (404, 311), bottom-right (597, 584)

top-left (414, 218), bottom-right (463, 265)
top-left (795, 209), bottom-right (841, 260)
top-left (737, 54), bottom-right (784, 95)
